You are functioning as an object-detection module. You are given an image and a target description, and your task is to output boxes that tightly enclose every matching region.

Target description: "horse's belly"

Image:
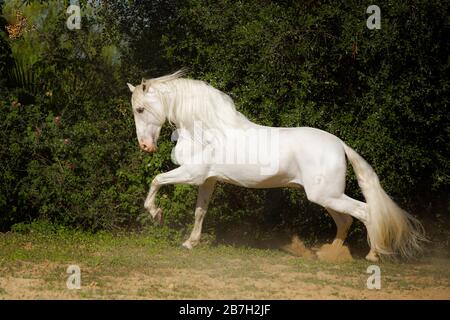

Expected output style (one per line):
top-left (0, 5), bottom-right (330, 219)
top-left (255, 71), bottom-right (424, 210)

top-left (209, 164), bottom-right (295, 188)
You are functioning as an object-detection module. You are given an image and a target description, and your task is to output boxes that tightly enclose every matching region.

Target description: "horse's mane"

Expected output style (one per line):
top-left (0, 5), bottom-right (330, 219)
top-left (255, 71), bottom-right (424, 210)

top-left (141, 70), bottom-right (252, 132)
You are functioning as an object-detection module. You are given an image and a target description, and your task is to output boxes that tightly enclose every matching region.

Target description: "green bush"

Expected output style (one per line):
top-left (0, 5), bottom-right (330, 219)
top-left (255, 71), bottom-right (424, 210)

top-left (0, 0), bottom-right (448, 247)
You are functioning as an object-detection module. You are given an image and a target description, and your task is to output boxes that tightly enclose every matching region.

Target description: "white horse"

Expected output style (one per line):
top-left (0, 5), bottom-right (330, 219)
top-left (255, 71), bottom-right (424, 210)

top-left (127, 70), bottom-right (425, 261)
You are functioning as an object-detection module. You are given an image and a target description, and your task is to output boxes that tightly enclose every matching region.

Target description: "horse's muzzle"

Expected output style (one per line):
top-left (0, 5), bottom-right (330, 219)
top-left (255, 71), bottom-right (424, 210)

top-left (140, 143), bottom-right (158, 153)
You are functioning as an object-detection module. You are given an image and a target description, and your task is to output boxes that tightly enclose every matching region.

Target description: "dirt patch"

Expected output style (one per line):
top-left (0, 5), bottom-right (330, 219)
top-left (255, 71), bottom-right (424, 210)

top-left (316, 244), bottom-right (354, 263)
top-left (2, 259), bottom-right (449, 300)
top-left (280, 236), bottom-right (352, 263)
top-left (280, 235), bottom-right (314, 259)
top-left (0, 234), bottom-right (448, 300)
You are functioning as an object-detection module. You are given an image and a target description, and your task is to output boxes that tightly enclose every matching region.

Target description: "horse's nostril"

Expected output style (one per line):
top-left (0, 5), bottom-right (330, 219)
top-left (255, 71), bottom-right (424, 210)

top-left (140, 142), bottom-right (156, 153)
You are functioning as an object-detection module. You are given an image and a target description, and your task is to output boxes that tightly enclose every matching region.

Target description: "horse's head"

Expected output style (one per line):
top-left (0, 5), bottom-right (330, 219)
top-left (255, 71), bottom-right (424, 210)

top-left (127, 82), bottom-right (165, 154)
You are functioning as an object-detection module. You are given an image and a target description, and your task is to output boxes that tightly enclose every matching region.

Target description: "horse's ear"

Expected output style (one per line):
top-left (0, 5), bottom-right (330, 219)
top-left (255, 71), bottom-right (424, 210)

top-left (127, 83), bottom-right (135, 92)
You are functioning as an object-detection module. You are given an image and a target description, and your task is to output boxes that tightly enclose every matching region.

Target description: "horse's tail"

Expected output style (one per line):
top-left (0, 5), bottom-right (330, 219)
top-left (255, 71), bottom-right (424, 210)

top-left (342, 143), bottom-right (426, 259)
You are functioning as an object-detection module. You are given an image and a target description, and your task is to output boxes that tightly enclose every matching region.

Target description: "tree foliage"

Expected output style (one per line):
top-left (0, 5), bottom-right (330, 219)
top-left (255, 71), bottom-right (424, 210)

top-left (0, 0), bottom-right (448, 245)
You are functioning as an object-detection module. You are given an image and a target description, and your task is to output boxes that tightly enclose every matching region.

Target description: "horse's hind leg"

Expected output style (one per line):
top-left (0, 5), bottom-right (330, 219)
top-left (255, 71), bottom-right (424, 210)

top-left (304, 174), bottom-right (370, 260)
top-left (313, 198), bottom-right (362, 262)
top-left (307, 190), bottom-right (377, 261)
top-left (325, 196), bottom-right (380, 261)
top-left (327, 209), bottom-right (353, 248)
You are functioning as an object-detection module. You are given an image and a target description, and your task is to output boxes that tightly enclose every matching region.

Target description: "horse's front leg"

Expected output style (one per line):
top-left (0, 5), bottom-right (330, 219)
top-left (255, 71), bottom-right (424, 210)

top-left (182, 179), bottom-right (216, 250)
top-left (144, 166), bottom-right (202, 224)
top-left (144, 181), bottom-right (163, 224)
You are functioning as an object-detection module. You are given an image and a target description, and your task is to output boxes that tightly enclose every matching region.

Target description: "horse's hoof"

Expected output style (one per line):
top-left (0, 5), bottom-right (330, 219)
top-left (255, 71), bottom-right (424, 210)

top-left (182, 241), bottom-right (193, 250)
top-left (154, 208), bottom-right (163, 225)
top-left (365, 251), bottom-right (379, 262)
top-left (316, 243), bottom-right (353, 262)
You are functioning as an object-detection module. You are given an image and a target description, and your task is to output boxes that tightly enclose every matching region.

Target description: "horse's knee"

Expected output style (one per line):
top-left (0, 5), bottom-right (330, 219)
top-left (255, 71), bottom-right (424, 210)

top-left (144, 199), bottom-right (151, 211)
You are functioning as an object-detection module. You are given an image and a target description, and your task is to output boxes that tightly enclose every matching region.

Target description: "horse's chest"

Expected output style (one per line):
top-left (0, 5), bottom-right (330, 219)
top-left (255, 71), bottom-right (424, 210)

top-left (172, 138), bottom-right (213, 165)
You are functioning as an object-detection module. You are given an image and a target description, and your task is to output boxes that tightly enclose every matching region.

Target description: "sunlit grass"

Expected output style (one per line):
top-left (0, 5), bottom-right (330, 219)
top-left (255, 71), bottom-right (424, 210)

top-left (0, 221), bottom-right (449, 299)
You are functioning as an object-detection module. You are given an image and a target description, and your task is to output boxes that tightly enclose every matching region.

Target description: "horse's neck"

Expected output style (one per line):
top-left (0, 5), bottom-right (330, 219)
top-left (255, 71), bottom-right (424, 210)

top-left (175, 120), bottom-right (267, 152)
top-left (175, 116), bottom-right (259, 134)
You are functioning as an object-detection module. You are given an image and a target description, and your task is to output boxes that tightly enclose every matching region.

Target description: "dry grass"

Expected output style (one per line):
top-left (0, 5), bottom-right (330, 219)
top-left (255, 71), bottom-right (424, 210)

top-left (0, 228), bottom-right (449, 299)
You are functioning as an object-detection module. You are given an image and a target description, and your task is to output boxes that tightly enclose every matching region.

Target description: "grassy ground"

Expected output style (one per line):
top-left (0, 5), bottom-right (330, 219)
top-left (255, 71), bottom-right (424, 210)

top-left (0, 223), bottom-right (449, 299)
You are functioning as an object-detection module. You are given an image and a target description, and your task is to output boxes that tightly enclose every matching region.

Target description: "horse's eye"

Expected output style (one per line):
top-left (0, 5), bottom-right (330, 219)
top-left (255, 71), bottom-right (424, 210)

top-left (136, 107), bottom-right (144, 113)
